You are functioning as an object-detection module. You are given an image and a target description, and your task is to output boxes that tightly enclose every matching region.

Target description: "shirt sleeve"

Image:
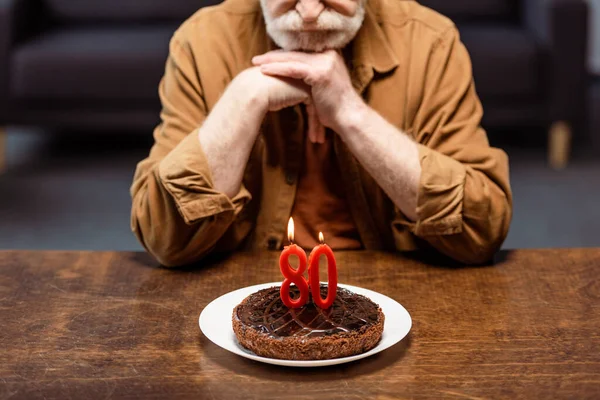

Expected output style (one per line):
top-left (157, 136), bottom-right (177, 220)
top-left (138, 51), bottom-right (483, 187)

top-left (130, 34), bottom-right (251, 267)
top-left (393, 26), bottom-right (513, 264)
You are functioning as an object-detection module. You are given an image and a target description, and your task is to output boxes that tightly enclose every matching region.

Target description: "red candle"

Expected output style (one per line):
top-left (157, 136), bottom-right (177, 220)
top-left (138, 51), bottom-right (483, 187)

top-left (308, 232), bottom-right (338, 309)
top-left (279, 217), bottom-right (309, 308)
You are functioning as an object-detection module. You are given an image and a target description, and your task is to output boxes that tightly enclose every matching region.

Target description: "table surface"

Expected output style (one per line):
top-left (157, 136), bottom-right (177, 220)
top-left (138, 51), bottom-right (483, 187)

top-left (1, 249), bottom-right (599, 399)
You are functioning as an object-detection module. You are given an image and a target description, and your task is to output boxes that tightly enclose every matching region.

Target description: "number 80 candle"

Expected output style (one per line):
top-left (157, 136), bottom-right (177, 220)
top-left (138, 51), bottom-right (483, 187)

top-left (279, 217), bottom-right (338, 309)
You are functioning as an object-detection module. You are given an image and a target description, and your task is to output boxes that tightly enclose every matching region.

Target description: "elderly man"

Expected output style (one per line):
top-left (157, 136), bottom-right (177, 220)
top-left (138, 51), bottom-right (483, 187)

top-left (130, 0), bottom-right (512, 267)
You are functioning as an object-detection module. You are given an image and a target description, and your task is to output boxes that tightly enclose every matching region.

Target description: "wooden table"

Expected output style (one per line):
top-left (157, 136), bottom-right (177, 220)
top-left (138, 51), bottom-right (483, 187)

top-left (1, 249), bottom-right (599, 399)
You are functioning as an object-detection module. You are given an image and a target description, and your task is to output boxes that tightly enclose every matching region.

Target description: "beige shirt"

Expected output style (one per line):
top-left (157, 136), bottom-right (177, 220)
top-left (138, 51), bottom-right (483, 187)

top-left (130, 0), bottom-right (513, 266)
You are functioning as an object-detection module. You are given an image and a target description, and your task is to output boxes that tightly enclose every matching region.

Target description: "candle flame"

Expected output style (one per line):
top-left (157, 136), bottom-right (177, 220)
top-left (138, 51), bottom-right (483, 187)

top-left (287, 217), bottom-right (295, 243)
top-left (319, 232), bottom-right (324, 244)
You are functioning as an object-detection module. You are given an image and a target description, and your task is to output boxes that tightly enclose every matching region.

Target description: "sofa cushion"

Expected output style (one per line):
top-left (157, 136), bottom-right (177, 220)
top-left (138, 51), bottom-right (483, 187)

top-left (419, 0), bottom-right (517, 21)
top-left (43, 0), bottom-right (223, 22)
top-left (11, 26), bottom-right (175, 102)
top-left (10, 25), bottom-right (542, 107)
top-left (458, 25), bottom-right (543, 100)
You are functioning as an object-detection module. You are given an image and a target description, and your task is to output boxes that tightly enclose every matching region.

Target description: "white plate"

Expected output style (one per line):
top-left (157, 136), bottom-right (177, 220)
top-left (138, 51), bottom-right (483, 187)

top-left (199, 282), bottom-right (412, 367)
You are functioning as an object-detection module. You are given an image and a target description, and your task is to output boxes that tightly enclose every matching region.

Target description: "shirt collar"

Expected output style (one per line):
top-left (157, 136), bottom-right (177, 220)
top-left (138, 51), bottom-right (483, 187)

top-left (352, 0), bottom-right (399, 73)
top-left (349, 0), bottom-right (400, 93)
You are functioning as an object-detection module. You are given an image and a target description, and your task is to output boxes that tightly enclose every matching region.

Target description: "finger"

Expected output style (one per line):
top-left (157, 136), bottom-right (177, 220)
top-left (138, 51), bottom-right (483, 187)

top-left (253, 51), bottom-right (315, 66)
top-left (306, 103), bottom-right (318, 143)
top-left (308, 121), bottom-right (317, 143)
top-left (309, 124), bottom-right (318, 144)
top-left (316, 119), bottom-right (326, 144)
top-left (305, 102), bottom-right (326, 144)
top-left (260, 62), bottom-right (315, 85)
top-left (312, 114), bottom-right (325, 144)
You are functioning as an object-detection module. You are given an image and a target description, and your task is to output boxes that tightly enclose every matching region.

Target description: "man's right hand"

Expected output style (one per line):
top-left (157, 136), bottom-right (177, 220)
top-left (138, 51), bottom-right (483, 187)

top-left (235, 67), bottom-right (312, 113)
top-left (234, 67), bottom-right (326, 142)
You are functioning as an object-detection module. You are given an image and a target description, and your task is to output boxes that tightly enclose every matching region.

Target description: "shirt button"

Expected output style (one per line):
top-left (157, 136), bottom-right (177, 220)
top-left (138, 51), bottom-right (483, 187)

top-left (267, 237), bottom-right (278, 250)
top-left (285, 171), bottom-right (296, 185)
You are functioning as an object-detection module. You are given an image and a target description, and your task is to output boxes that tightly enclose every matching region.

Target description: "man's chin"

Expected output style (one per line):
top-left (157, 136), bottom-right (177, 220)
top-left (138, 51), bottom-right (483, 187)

top-left (269, 30), bottom-right (354, 52)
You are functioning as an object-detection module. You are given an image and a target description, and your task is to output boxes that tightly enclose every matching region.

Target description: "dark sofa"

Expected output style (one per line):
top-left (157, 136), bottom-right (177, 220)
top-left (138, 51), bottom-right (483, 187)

top-left (0, 0), bottom-right (220, 132)
top-left (0, 0), bottom-right (589, 170)
top-left (420, 0), bottom-right (589, 168)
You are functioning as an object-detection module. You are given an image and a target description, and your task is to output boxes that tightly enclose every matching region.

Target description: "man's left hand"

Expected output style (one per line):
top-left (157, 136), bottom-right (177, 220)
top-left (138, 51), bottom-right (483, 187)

top-left (252, 50), bottom-right (364, 136)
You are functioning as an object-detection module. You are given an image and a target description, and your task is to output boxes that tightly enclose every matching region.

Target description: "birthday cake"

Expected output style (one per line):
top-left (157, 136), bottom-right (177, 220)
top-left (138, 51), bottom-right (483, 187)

top-left (232, 284), bottom-right (384, 360)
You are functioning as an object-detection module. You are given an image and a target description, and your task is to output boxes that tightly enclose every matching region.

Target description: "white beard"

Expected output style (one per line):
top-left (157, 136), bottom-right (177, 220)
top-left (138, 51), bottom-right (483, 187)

top-left (260, 0), bottom-right (366, 52)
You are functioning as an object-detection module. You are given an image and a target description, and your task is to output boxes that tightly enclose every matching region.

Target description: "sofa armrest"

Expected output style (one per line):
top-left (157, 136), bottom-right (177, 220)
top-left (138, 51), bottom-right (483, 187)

top-left (0, 0), bottom-right (44, 118)
top-left (524, 0), bottom-right (589, 128)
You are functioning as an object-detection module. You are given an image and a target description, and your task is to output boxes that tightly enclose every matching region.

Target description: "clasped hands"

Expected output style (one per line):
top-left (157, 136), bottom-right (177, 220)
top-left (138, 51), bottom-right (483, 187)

top-left (250, 49), bottom-right (361, 143)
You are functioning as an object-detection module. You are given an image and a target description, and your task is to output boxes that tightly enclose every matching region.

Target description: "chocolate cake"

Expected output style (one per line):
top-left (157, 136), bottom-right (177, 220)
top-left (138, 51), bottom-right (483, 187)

top-left (232, 285), bottom-right (384, 360)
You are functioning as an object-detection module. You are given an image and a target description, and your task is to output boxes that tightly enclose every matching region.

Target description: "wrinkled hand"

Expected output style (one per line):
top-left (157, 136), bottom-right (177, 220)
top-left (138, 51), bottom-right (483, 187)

top-left (252, 50), bottom-right (362, 135)
top-left (236, 67), bottom-right (311, 112)
top-left (234, 67), bottom-right (325, 143)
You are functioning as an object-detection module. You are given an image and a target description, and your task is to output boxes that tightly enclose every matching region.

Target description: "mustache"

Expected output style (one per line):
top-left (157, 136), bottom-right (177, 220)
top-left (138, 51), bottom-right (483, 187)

top-left (268, 8), bottom-right (353, 32)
